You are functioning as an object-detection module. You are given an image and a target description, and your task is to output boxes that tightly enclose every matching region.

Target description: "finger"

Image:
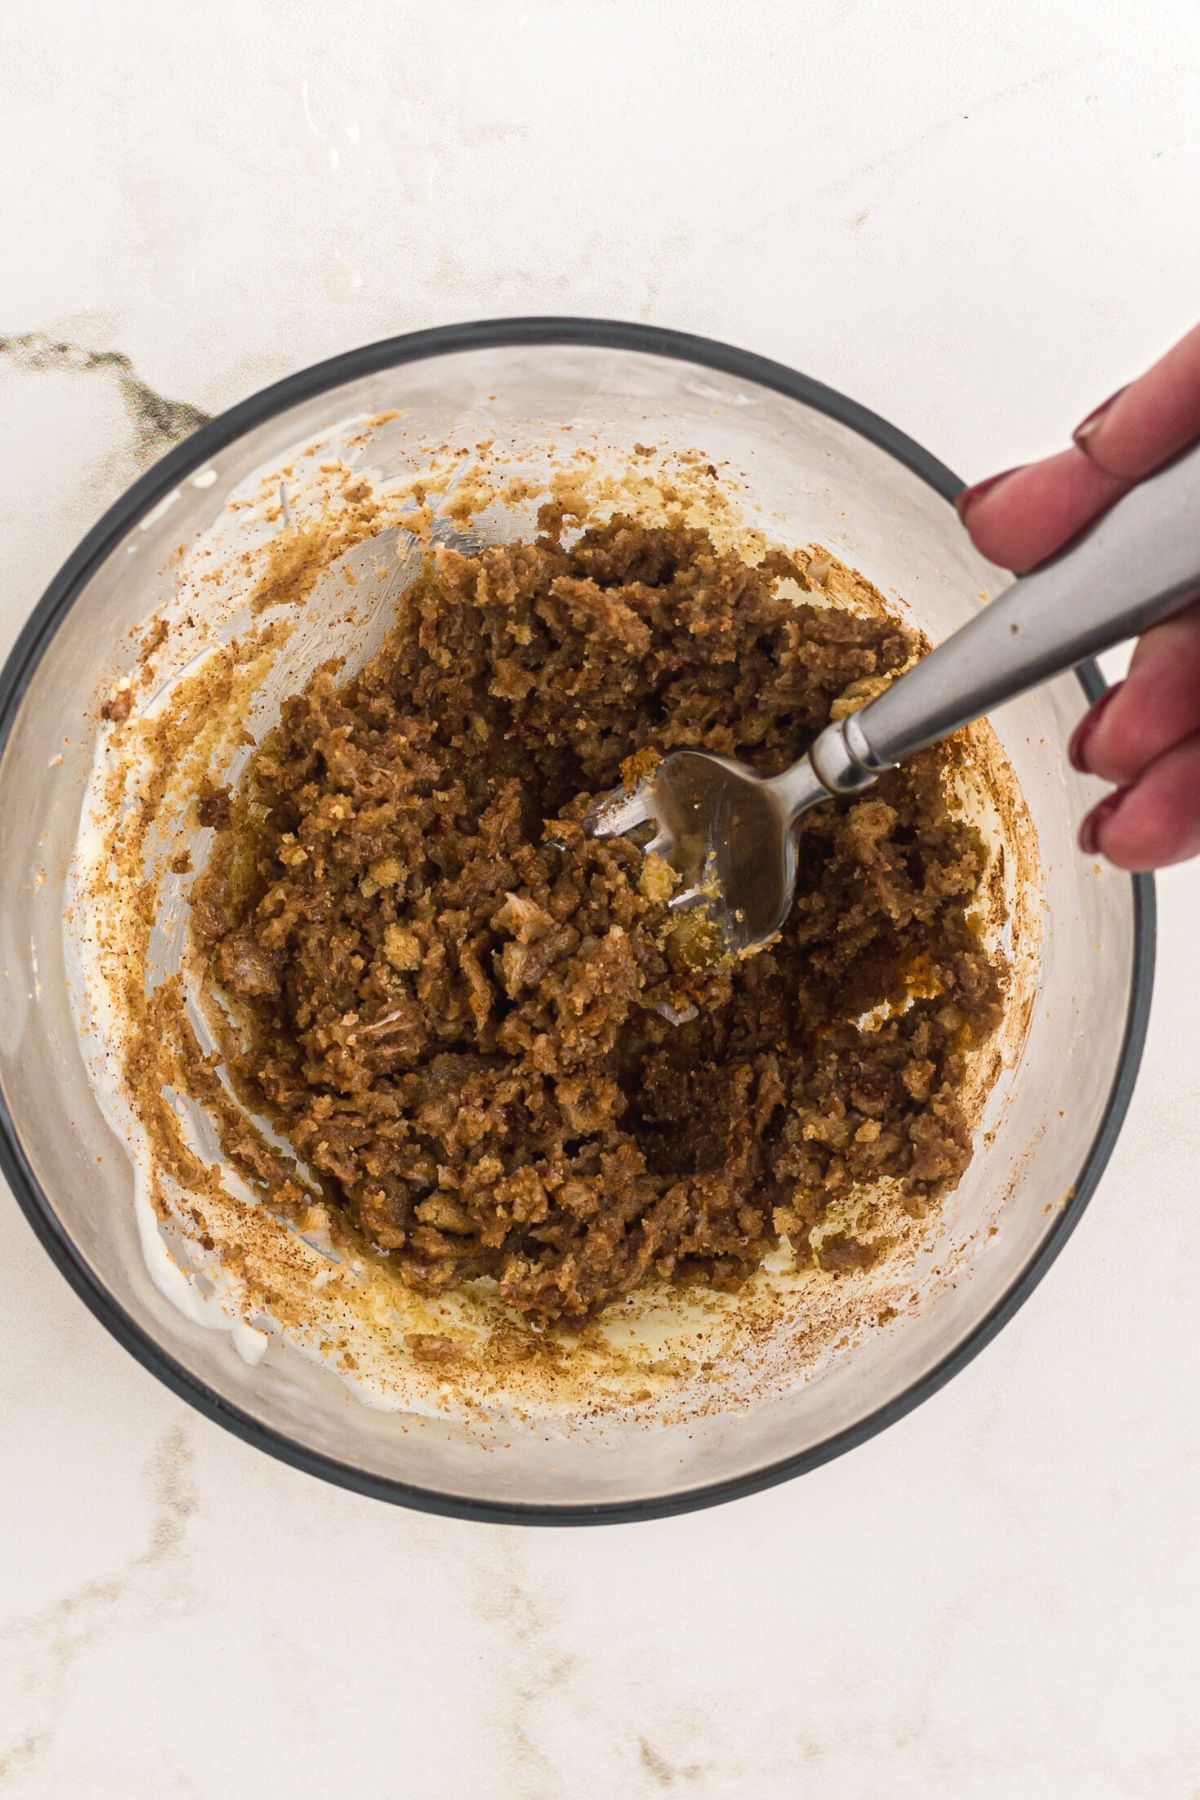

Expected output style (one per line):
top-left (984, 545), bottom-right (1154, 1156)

top-left (1073, 320), bottom-right (1200, 479)
top-left (957, 320), bottom-right (1200, 572)
top-left (956, 448), bottom-right (1130, 573)
top-left (1081, 730), bottom-right (1200, 871)
top-left (1071, 602), bottom-right (1200, 784)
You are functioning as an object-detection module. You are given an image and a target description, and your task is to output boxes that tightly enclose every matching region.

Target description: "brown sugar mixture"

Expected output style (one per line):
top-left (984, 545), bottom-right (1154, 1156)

top-left (191, 517), bottom-right (1004, 1329)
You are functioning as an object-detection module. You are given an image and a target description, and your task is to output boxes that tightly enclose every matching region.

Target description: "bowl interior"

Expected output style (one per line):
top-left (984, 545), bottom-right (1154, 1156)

top-left (0, 332), bottom-right (1147, 1519)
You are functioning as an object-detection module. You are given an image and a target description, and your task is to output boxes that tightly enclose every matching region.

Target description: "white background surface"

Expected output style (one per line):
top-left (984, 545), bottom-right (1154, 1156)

top-left (2, 3), bottom-right (1199, 1795)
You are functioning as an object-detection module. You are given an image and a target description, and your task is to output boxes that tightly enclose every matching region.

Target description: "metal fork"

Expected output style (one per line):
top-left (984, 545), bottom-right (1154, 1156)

top-left (588, 439), bottom-right (1200, 951)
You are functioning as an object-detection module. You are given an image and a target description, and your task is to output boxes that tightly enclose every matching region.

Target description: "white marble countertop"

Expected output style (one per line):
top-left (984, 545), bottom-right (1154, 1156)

top-left (2, 3), bottom-right (1199, 1794)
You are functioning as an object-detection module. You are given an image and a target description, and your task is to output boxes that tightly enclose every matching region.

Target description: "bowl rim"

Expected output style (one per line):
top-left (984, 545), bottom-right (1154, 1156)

top-left (0, 316), bottom-right (1155, 1526)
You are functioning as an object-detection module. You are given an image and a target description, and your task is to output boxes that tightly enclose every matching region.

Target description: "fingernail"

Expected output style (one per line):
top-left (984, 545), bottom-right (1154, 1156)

top-left (1072, 385), bottom-right (1127, 447)
top-left (1068, 681), bottom-right (1123, 773)
top-left (1078, 788), bottom-right (1128, 856)
top-left (954, 467), bottom-right (1022, 521)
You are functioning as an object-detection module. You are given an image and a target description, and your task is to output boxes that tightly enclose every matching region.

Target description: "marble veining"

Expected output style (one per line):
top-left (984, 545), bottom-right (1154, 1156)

top-left (0, 1429), bottom-right (199, 1786)
top-left (1, 0), bottom-right (1198, 1794)
top-left (0, 332), bottom-right (210, 462)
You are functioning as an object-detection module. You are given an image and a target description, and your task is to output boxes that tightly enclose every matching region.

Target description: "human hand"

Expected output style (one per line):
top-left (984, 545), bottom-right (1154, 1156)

top-left (955, 322), bottom-right (1200, 871)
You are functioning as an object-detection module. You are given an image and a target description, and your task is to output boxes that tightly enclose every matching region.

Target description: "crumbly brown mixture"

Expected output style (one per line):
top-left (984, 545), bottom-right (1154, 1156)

top-left (192, 518), bottom-right (1003, 1328)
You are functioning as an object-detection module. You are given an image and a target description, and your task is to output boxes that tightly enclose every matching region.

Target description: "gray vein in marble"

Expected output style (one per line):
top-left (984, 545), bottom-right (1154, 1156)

top-left (0, 332), bottom-right (211, 461)
top-left (0, 1427), bottom-right (201, 1787)
top-left (473, 1534), bottom-right (585, 1797)
top-left (638, 1736), bottom-right (714, 1788)
top-left (463, 1526), bottom-right (980, 1796)
top-left (469, 1536), bottom-right (743, 1797)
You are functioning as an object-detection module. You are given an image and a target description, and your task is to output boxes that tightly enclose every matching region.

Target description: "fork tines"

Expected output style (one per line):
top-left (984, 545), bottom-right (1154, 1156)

top-left (585, 785), bottom-right (656, 839)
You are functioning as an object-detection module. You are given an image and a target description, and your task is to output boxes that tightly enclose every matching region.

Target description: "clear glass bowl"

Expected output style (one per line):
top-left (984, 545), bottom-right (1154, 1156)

top-left (0, 321), bottom-right (1153, 1524)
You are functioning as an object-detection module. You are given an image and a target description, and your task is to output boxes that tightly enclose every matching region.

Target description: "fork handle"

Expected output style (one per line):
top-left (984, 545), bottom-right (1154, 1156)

top-left (806, 437), bottom-right (1200, 796)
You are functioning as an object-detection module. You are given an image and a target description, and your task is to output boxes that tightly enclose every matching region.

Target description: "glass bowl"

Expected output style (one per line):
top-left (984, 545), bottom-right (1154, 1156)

top-left (0, 320), bottom-right (1153, 1524)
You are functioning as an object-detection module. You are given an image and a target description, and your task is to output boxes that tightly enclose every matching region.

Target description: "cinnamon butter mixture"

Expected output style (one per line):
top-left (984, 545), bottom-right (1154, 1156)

top-left (192, 518), bottom-right (1004, 1327)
